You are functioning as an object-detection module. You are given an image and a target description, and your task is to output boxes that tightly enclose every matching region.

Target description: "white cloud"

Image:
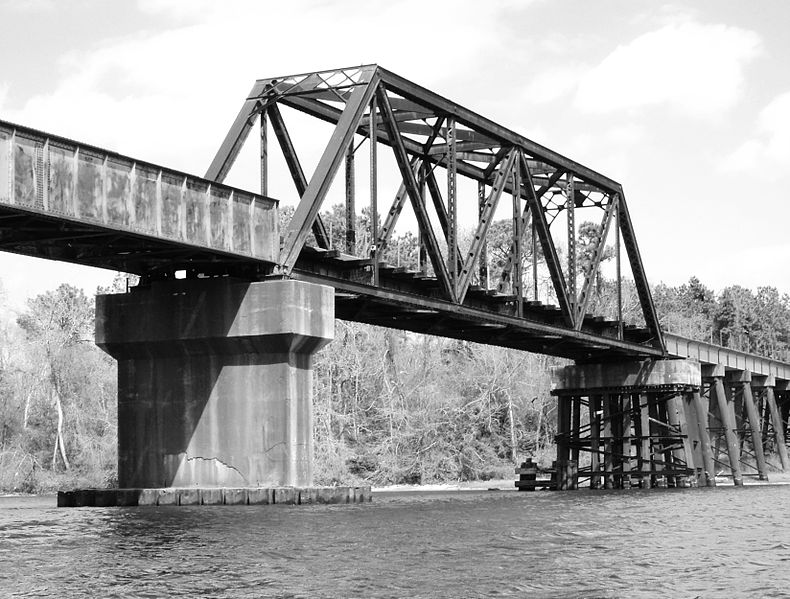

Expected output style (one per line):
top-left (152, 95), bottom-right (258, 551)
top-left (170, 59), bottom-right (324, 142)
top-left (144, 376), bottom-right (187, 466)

top-left (0, 83), bottom-right (8, 111)
top-left (721, 91), bottom-right (790, 174)
top-left (759, 92), bottom-right (790, 164)
top-left (7, 0), bottom-right (539, 184)
top-left (522, 65), bottom-right (586, 104)
top-left (575, 21), bottom-right (762, 119)
top-left (564, 123), bottom-right (646, 177)
top-left (0, 0), bottom-right (54, 13)
top-left (136, 0), bottom-right (215, 19)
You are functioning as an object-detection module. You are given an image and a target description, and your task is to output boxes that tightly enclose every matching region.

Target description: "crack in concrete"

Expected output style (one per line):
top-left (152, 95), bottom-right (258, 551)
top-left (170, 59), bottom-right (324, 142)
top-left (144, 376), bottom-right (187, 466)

top-left (263, 442), bottom-right (286, 454)
top-left (184, 455), bottom-right (249, 485)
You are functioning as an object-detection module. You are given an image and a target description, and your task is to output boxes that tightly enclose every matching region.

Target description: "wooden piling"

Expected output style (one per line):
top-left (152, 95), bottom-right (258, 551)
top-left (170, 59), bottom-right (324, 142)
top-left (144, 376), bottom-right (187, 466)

top-left (691, 391), bottom-right (716, 487)
top-left (666, 393), bottom-right (693, 487)
top-left (712, 376), bottom-right (743, 485)
top-left (682, 393), bottom-right (704, 486)
top-left (620, 394), bottom-right (632, 489)
top-left (655, 399), bottom-right (676, 486)
top-left (589, 394), bottom-right (601, 490)
top-left (765, 385), bottom-right (789, 471)
top-left (741, 381), bottom-right (769, 480)
top-left (637, 393), bottom-right (652, 489)
top-left (602, 393), bottom-right (614, 489)
top-left (556, 395), bottom-right (571, 465)
top-left (571, 396), bottom-right (581, 464)
top-left (558, 459), bottom-right (578, 490)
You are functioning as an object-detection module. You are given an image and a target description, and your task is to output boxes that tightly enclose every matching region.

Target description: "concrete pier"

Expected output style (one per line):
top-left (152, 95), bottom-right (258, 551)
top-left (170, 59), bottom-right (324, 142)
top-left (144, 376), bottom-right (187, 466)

top-left (95, 277), bottom-right (334, 490)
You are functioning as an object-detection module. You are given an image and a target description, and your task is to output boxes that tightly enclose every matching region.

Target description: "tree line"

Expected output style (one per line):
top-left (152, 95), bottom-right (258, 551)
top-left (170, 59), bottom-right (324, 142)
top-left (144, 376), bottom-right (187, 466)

top-left (2, 209), bottom-right (790, 491)
top-left (653, 277), bottom-right (790, 360)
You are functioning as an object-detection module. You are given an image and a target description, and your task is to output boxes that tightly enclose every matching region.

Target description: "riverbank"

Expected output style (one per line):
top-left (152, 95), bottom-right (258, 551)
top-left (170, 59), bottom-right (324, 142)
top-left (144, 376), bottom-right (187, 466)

top-left (373, 471), bottom-right (790, 493)
top-left (5, 470), bottom-right (790, 503)
top-left (372, 478), bottom-right (516, 493)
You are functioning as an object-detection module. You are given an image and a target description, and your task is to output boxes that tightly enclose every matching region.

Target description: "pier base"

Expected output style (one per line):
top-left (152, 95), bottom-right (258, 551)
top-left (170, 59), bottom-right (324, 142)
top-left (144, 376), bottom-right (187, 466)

top-left (94, 277), bottom-right (334, 491)
top-left (551, 359), bottom-right (709, 489)
top-left (58, 486), bottom-right (371, 507)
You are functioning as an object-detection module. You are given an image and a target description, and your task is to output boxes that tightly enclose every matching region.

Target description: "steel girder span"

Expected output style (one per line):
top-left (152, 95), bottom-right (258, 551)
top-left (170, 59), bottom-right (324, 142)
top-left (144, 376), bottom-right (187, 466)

top-left (0, 66), bottom-right (662, 361)
top-left (208, 65), bottom-right (663, 361)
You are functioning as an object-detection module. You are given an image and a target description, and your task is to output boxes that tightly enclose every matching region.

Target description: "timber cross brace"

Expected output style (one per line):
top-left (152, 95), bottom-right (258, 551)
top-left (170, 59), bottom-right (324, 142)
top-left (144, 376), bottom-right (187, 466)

top-left (206, 65), bottom-right (665, 361)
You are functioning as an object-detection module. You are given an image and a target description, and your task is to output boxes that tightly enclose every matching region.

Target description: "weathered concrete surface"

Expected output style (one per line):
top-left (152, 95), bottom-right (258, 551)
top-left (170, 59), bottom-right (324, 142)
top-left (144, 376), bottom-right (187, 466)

top-left (0, 121), bottom-right (279, 262)
top-left (96, 278), bottom-right (334, 489)
top-left (57, 486), bottom-right (371, 507)
top-left (552, 358), bottom-right (701, 391)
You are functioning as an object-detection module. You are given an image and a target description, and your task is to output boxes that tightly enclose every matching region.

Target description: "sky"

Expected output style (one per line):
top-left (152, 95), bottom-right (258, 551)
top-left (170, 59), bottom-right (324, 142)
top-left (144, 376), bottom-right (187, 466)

top-left (1, 0), bottom-right (789, 308)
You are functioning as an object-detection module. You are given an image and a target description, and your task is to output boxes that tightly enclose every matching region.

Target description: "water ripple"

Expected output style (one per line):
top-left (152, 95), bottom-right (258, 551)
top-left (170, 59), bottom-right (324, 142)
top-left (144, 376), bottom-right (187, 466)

top-left (2, 486), bottom-right (790, 597)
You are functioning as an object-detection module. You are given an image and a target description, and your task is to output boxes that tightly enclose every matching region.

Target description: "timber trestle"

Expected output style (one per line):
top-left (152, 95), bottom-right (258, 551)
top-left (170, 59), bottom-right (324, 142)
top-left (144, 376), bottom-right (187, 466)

top-left (553, 381), bottom-right (703, 490)
top-left (538, 359), bottom-right (790, 492)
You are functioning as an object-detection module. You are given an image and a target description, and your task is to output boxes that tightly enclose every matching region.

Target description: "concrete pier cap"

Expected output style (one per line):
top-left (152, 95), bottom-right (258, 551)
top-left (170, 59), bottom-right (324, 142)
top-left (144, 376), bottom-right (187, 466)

top-left (96, 277), bottom-right (334, 490)
top-left (552, 358), bottom-right (702, 391)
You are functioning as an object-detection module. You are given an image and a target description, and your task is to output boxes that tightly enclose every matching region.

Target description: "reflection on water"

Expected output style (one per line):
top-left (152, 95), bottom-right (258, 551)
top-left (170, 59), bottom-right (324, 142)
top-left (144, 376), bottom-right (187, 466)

top-left (2, 486), bottom-right (790, 598)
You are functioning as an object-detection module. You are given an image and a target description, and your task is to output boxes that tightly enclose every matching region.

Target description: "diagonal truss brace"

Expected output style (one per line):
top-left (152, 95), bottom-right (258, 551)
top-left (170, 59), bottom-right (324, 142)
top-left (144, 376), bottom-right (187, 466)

top-left (456, 149), bottom-right (517, 304)
top-left (375, 115), bottom-right (447, 265)
top-left (376, 84), bottom-right (453, 300)
top-left (424, 168), bottom-right (464, 276)
top-left (204, 86), bottom-right (334, 248)
top-left (205, 82), bottom-right (267, 183)
top-left (278, 73), bottom-right (380, 273)
top-left (497, 162), bottom-right (564, 293)
top-left (520, 153), bottom-right (573, 326)
top-left (574, 193), bottom-right (618, 330)
top-left (267, 103), bottom-right (330, 249)
top-left (615, 186), bottom-right (665, 350)
top-left (375, 157), bottom-right (421, 261)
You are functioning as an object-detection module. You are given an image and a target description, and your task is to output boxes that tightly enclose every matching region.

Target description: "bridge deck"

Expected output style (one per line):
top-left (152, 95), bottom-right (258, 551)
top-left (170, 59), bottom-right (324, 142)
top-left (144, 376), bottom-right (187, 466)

top-left (0, 120), bottom-right (278, 277)
top-left (3, 117), bottom-right (790, 371)
top-left (292, 246), bottom-right (659, 359)
top-left (0, 118), bottom-right (663, 361)
top-left (665, 333), bottom-right (790, 381)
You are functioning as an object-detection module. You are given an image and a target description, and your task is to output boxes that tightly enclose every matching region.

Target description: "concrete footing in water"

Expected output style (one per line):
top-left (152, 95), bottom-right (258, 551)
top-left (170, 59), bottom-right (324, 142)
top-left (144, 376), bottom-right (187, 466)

top-left (57, 486), bottom-right (371, 507)
top-left (94, 278), bottom-right (335, 491)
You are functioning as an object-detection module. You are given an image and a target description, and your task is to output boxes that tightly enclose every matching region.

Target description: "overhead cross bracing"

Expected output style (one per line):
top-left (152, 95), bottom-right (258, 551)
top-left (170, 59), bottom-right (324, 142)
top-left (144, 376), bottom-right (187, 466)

top-left (206, 64), bottom-right (666, 361)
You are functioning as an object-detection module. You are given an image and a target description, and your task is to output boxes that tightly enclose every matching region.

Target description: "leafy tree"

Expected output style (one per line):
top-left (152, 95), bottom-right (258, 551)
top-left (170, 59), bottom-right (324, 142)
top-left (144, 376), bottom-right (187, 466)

top-left (15, 284), bottom-right (116, 484)
top-left (576, 220), bottom-right (614, 275)
top-left (749, 287), bottom-right (790, 358)
top-left (715, 285), bottom-right (757, 351)
top-left (653, 277), bottom-right (717, 340)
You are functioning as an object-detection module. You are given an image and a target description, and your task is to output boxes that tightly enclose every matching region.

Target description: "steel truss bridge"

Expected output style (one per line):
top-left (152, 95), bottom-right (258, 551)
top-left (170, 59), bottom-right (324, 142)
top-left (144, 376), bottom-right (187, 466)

top-left (0, 64), bottom-right (788, 377)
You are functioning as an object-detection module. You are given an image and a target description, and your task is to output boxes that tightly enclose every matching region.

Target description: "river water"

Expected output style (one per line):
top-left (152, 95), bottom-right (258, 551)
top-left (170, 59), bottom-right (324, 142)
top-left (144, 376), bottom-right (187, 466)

top-left (2, 484), bottom-right (789, 598)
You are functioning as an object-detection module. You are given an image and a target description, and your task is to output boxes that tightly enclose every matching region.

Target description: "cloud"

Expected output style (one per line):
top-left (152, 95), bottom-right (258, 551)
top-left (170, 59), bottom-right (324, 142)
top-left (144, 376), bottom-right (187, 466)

top-left (521, 65), bottom-right (586, 104)
top-left (564, 123), bottom-right (646, 177)
top-left (721, 91), bottom-right (790, 174)
top-left (7, 0), bottom-right (540, 186)
top-left (758, 93), bottom-right (790, 164)
top-left (574, 21), bottom-right (762, 119)
top-left (0, 0), bottom-right (55, 13)
top-left (0, 82), bottom-right (7, 111)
